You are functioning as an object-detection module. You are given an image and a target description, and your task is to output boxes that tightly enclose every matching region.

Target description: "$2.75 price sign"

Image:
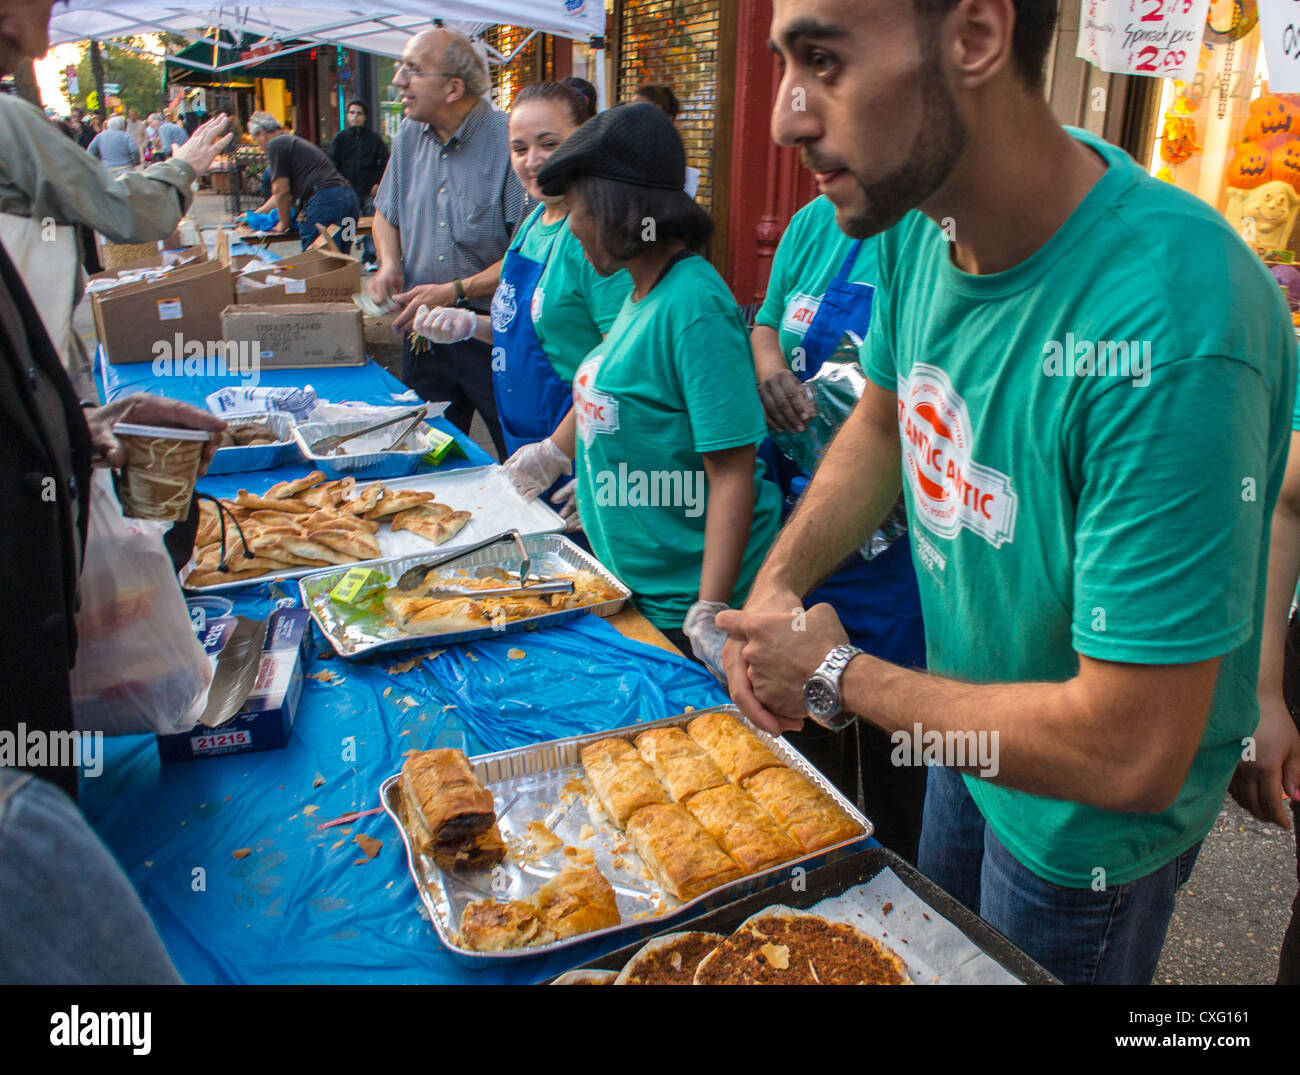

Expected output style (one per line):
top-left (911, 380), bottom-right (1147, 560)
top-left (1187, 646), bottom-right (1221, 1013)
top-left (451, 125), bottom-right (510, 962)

top-left (1258, 0), bottom-right (1300, 93)
top-left (1077, 0), bottom-right (1211, 81)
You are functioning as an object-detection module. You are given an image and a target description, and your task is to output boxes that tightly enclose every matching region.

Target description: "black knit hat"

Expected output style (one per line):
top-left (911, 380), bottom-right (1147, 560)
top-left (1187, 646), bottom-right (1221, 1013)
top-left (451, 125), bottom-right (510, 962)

top-left (537, 101), bottom-right (685, 196)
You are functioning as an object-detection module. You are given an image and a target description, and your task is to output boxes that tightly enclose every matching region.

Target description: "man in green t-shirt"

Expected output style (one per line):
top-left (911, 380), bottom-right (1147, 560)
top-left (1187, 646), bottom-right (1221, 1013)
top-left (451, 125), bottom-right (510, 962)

top-left (719, 0), bottom-right (1295, 984)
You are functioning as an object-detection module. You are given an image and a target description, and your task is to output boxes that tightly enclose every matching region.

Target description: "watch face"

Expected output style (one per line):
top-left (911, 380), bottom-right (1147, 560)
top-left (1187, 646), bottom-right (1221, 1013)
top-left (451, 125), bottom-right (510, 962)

top-left (803, 676), bottom-right (838, 718)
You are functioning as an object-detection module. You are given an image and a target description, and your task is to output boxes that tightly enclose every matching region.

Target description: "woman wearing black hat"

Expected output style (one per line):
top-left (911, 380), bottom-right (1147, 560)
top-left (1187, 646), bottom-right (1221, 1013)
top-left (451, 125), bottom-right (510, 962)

top-left (535, 102), bottom-right (781, 676)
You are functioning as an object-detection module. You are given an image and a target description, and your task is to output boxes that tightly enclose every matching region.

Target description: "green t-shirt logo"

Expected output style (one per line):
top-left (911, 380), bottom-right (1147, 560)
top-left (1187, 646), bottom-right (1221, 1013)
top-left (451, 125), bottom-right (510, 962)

top-left (574, 355), bottom-right (620, 446)
top-left (898, 363), bottom-right (1018, 549)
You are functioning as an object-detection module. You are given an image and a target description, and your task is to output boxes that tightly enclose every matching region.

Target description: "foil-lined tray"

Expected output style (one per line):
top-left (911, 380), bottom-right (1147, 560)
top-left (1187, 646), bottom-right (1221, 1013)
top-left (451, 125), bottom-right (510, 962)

top-left (205, 411), bottom-right (299, 475)
top-left (380, 705), bottom-right (874, 966)
top-left (299, 533), bottom-right (630, 658)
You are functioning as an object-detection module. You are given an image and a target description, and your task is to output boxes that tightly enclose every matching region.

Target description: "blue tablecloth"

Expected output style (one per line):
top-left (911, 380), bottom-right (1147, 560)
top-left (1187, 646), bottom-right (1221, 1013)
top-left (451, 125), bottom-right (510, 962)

top-left (82, 351), bottom-right (729, 983)
top-left (94, 349), bottom-right (495, 494)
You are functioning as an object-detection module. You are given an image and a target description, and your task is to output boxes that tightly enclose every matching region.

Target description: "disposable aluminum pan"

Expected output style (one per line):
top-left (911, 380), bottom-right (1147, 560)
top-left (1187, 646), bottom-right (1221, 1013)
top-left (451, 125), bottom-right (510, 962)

top-left (298, 534), bottom-right (629, 658)
top-left (204, 411), bottom-right (298, 476)
top-left (379, 704), bottom-right (874, 967)
top-left (291, 416), bottom-right (437, 480)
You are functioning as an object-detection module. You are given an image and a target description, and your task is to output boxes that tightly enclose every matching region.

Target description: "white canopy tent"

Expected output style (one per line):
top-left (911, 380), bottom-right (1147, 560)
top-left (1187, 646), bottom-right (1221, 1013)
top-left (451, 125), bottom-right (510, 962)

top-left (47, 2), bottom-right (606, 71)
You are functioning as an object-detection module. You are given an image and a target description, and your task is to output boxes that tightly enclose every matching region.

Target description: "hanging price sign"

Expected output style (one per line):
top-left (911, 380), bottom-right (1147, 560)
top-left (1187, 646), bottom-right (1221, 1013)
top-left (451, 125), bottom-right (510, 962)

top-left (1258, 0), bottom-right (1300, 92)
top-left (1077, 0), bottom-right (1212, 80)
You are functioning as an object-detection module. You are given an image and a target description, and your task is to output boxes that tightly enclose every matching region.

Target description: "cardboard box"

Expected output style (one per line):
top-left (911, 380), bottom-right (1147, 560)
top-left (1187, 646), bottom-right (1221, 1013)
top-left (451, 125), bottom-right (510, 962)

top-left (234, 248), bottom-right (361, 305)
top-left (221, 303), bottom-right (366, 369)
top-left (157, 608), bottom-right (311, 762)
top-left (91, 259), bottom-right (234, 365)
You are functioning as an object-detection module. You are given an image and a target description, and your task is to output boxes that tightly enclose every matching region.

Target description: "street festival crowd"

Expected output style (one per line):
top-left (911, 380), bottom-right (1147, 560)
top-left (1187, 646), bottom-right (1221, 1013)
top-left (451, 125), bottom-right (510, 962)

top-left (1, 0), bottom-right (1299, 988)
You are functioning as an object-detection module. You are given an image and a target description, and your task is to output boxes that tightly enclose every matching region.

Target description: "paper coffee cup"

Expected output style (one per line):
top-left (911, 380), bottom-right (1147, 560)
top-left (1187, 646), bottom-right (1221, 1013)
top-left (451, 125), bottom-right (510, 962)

top-left (114, 422), bottom-right (210, 522)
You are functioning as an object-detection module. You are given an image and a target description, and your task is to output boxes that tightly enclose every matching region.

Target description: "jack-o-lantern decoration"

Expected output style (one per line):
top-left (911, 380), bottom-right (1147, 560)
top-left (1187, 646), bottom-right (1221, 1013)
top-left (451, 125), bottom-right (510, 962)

top-left (1226, 140), bottom-right (1273, 188)
top-left (1244, 96), bottom-right (1300, 150)
top-left (1160, 111), bottom-right (1201, 164)
top-left (1273, 142), bottom-right (1300, 191)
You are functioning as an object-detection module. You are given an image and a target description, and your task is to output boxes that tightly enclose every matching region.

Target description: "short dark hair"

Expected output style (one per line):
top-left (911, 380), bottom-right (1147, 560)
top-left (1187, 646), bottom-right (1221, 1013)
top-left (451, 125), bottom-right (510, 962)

top-left (514, 81), bottom-right (591, 128)
top-left (568, 172), bottom-right (712, 261)
top-left (560, 76), bottom-right (598, 120)
top-left (634, 85), bottom-right (679, 119)
top-left (912, 0), bottom-right (1057, 89)
top-left (347, 99), bottom-right (367, 115)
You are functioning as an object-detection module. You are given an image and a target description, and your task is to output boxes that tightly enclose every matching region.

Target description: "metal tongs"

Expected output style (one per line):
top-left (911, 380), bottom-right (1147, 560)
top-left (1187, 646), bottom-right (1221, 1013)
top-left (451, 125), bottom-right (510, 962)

top-left (309, 407), bottom-right (427, 454)
top-left (393, 529), bottom-right (573, 596)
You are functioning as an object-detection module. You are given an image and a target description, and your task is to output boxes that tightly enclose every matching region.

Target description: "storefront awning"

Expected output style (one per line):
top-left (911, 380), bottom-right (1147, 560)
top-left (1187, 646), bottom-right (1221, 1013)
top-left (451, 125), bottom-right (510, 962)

top-left (48, 2), bottom-right (606, 72)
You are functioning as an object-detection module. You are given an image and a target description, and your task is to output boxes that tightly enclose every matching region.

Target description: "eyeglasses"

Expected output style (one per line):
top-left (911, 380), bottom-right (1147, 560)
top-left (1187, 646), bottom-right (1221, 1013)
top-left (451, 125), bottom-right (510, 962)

top-left (395, 62), bottom-right (459, 82)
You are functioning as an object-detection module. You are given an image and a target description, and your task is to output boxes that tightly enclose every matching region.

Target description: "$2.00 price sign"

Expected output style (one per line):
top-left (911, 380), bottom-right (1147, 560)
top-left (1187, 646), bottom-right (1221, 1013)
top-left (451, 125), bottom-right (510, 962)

top-left (1258, 0), bottom-right (1300, 93)
top-left (1077, 0), bottom-right (1211, 81)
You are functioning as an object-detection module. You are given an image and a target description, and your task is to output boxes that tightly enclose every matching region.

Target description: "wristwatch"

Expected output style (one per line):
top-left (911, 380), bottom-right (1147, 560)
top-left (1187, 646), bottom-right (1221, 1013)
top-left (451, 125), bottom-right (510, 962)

top-left (803, 644), bottom-right (864, 731)
top-left (452, 278), bottom-right (467, 306)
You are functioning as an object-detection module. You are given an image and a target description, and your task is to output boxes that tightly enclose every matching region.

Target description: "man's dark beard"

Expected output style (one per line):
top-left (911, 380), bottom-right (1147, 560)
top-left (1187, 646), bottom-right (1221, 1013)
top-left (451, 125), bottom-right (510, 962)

top-left (839, 46), bottom-right (969, 240)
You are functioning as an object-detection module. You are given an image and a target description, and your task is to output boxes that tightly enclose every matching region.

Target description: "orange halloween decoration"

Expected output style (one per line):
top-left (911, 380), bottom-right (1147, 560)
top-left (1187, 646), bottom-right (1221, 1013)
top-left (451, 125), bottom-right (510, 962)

top-left (1244, 96), bottom-right (1300, 150)
top-left (1226, 141), bottom-right (1273, 189)
top-left (1273, 142), bottom-right (1300, 191)
top-left (1160, 112), bottom-right (1201, 164)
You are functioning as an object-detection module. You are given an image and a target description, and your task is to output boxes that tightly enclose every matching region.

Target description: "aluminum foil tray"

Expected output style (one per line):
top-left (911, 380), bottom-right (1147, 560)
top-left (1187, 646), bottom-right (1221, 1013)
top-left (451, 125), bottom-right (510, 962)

top-left (181, 467), bottom-right (563, 594)
top-left (298, 533), bottom-right (629, 658)
top-left (292, 416), bottom-right (436, 480)
top-left (380, 705), bottom-right (873, 966)
top-left (204, 411), bottom-right (299, 475)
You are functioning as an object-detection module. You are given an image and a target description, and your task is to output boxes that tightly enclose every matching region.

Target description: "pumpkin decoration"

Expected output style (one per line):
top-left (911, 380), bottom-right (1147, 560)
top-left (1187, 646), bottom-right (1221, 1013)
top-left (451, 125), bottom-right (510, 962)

top-left (1243, 96), bottom-right (1300, 150)
top-left (1226, 140), bottom-right (1273, 189)
top-left (1160, 111), bottom-right (1201, 165)
top-left (1273, 142), bottom-right (1300, 191)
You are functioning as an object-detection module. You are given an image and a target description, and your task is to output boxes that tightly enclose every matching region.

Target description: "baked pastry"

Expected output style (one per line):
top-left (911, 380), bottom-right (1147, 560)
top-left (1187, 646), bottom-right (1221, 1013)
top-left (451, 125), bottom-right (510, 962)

top-left (614, 931), bottom-right (723, 985)
top-left (533, 866), bottom-right (621, 940)
top-left (686, 711), bottom-right (782, 783)
top-left (265, 470), bottom-right (327, 499)
top-left (624, 803), bottom-right (743, 901)
top-left (431, 823), bottom-right (506, 871)
top-left (742, 767), bottom-right (862, 852)
top-left (391, 505), bottom-right (473, 546)
top-left (400, 749), bottom-right (496, 846)
top-left (579, 738), bottom-right (670, 827)
top-left (460, 898), bottom-right (550, 951)
top-left (686, 783), bottom-right (802, 873)
top-left (364, 489), bottom-right (436, 519)
top-left (692, 911), bottom-right (911, 985)
top-left (634, 727), bottom-right (727, 802)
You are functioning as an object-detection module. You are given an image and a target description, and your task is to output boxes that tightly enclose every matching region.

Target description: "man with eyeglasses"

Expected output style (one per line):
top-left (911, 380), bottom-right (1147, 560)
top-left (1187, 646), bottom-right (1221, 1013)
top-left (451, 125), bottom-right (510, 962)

top-left (367, 27), bottom-right (526, 459)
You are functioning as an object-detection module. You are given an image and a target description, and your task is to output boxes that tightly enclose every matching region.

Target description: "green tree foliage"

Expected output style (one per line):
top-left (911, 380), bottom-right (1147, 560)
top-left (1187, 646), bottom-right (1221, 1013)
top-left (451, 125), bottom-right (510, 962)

top-left (71, 40), bottom-right (165, 115)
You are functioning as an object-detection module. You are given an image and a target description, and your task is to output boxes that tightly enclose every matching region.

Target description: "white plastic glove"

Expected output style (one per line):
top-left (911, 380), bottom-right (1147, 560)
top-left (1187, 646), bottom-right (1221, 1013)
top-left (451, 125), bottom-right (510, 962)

top-left (550, 479), bottom-right (581, 532)
top-left (411, 304), bottom-right (478, 344)
top-left (502, 438), bottom-right (573, 501)
top-left (683, 600), bottom-right (730, 683)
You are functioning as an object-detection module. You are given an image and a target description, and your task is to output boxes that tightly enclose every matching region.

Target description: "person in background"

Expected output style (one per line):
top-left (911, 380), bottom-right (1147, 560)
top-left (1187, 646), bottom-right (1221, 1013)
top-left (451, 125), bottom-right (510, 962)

top-left (124, 108), bottom-right (146, 157)
top-left (534, 102), bottom-right (781, 675)
top-left (86, 114), bottom-right (138, 175)
top-left (560, 76), bottom-right (597, 121)
top-left (1229, 344), bottom-right (1300, 983)
top-left (73, 109), bottom-right (95, 150)
top-left (328, 99), bottom-right (389, 265)
top-left (247, 111), bottom-right (359, 253)
top-left (633, 84), bottom-right (699, 198)
top-left (366, 27), bottom-right (527, 460)
top-left (156, 113), bottom-right (188, 157)
top-left (411, 81), bottom-right (631, 498)
top-left (0, 0), bottom-right (228, 984)
top-left (750, 193), bottom-right (927, 858)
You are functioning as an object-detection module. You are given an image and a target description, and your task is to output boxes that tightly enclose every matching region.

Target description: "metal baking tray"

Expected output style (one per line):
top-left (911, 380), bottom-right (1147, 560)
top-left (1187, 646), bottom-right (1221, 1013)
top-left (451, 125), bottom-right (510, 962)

top-left (205, 411), bottom-right (299, 476)
top-left (380, 705), bottom-right (873, 966)
top-left (299, 533), bottom-right (630, 658)
top-left (181, 466), bottom-right (564, 594)
top-left (555, 846), bottom-right (1058, 984)
top-left (291, 415), bottom-right (437, 480)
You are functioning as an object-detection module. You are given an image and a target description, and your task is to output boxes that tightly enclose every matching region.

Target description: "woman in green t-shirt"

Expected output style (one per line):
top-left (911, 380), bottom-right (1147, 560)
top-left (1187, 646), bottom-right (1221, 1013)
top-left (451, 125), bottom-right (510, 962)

top-left (411, 82), bottom-right (631, 497)
top-left (534, 103), bottom-right (782, 677)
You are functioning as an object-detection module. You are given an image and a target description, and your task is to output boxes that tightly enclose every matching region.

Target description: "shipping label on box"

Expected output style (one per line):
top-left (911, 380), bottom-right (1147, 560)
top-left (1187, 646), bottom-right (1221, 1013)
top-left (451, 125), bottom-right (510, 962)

top-left (157, 608), bottom-right (311, 762)
top-left (221, 303), bottom-right (365, 368)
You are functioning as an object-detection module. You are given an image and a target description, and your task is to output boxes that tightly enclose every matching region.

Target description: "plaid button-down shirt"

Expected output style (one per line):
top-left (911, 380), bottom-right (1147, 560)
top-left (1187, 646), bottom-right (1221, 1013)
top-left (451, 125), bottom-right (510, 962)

top-left (374, 98), bottom-right (528, 312)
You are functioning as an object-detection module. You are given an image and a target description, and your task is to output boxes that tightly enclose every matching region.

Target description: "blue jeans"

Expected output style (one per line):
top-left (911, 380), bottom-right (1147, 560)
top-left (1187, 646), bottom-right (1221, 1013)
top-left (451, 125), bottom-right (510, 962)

top-left (917, 763), bottom-right (1201, 984)
top-left (298, 185), bottom-right (361, 253)
top-left (0, 768), bottom-right (182, 984)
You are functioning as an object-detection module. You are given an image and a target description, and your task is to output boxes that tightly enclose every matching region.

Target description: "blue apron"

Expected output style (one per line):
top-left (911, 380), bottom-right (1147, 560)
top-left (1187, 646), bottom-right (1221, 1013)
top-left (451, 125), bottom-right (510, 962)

top-left (765, 240), bottom-right (925, 667)
top-left (491, 213), bottom-right (574, 457)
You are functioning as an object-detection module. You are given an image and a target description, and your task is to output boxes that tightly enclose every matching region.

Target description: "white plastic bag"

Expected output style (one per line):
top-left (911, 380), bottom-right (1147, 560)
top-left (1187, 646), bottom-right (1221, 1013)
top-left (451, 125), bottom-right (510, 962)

top-left (69, 471), bottom-right (212, 736)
